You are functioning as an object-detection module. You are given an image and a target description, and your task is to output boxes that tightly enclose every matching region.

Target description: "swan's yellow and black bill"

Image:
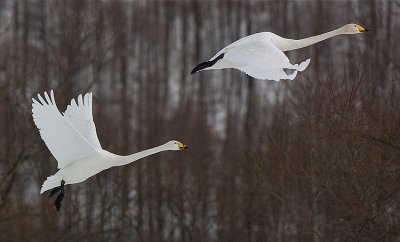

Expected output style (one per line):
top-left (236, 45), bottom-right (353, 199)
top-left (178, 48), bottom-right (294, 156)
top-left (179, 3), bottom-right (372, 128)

top-left (178, 142), bottom-right (189, 150)
top-left (356, 24), bottom-right (370, 32)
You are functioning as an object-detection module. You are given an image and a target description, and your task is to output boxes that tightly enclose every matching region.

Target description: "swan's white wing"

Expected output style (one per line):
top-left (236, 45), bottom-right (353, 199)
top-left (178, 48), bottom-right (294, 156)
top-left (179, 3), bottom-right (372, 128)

top-left (210, 33), bottom-right (267, 60)
top-left (64, 93), bottom-right (102, 150)
top-left (237, 58), bottom-right (311, 81)
top-left (32, 90), bottom-right (101, 169)
top-left (239, 65), bottom-right (299, 81)
top-left (229, 41), bottom-right (290, 68)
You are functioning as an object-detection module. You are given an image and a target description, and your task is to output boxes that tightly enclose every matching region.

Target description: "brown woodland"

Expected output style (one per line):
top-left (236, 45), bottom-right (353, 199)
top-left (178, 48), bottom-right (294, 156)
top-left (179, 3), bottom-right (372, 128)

top-left (0, 0), bottom-right (400, 241)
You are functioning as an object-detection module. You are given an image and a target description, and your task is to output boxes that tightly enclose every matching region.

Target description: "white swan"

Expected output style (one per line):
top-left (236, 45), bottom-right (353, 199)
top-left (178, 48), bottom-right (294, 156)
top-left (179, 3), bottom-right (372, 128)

top-left (32, 90), bottom-right (188, 210)
top-left (191, 24), bottom-right (370, 81)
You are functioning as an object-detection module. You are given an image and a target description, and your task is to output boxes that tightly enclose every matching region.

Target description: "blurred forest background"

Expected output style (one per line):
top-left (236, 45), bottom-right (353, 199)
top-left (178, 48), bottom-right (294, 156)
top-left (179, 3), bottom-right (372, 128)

top-left (1, 0), bottom-right (400, 241)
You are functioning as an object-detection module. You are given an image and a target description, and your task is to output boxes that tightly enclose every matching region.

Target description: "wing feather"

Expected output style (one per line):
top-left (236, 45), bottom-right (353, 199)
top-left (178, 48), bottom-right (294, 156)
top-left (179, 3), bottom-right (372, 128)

top-left (64, 92), bottom-right (102, 150)
top-left (32, 90), bottom-right (101, 169)
top-left (239, 65), bottom-right (298, 81)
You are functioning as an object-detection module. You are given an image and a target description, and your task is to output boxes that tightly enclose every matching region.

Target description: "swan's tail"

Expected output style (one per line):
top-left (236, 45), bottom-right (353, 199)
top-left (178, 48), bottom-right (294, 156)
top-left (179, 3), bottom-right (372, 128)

top-left (297, 58), bottom-right (311, 72)
top-left (40, 175), bottom-right (62, 194)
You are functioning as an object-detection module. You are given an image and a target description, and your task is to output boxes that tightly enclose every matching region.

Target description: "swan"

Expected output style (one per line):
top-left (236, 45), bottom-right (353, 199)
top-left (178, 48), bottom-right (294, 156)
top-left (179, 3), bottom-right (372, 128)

top-left (32, 90), bottom-right (188, 211)
top-left (191, 24), bottom-right (370, 81)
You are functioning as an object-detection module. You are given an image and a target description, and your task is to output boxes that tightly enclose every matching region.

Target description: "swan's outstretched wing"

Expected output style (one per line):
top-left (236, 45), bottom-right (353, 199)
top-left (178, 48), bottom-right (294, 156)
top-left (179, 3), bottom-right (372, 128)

top-left (64, 93), bottom-right (102, 150)
top-left (237, 58), bottom-right (311, 81)
top-left (238, 65), bottom-right (298, 81)
top-left (215, 33), bottom-right (310, 81)
top-left (32, 90), bottom-right (101, 169)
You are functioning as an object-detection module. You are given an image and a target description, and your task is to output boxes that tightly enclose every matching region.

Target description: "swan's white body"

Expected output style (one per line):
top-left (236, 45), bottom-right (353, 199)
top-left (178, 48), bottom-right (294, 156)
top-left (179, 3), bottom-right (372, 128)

top-left (32, 91), bottom-right (187, 194)
top-left (209, 32), bottom-right (311, 81)
top-left (193, 24), bottom-right (368, 81)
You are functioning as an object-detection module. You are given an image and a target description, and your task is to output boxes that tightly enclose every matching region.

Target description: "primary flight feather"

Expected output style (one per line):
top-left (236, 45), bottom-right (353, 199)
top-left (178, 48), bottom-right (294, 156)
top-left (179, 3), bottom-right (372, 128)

top-left (32, 90), bottom-right (188, 211)
top-left (191, 24), bottom-right (369, 81)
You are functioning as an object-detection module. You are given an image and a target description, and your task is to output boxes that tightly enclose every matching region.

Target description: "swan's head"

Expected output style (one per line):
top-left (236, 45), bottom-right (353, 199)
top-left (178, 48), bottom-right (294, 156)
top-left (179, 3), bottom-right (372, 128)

top-left (342, 24), bottom-right (370, 34)
top-left (165, 140), bottom-right (189, 151)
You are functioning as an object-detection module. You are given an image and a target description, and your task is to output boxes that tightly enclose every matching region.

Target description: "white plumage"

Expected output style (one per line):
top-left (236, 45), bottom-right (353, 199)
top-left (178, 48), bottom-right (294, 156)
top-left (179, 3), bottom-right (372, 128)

top-left (32, 92), bottom-right (100, 171)
top-left (209, 33), bottom-right (311, 81)
top-left (191, 24), bottom-right (369, 81)
top-left (32, 90), bottom-right (188, 210)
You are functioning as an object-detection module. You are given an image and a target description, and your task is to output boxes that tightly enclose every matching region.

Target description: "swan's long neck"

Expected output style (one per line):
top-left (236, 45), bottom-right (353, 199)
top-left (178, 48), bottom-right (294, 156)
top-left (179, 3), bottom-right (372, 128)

top-left (278, 27), bottom-right (344, 51)
top-left (113, 144), bottom-right (167, 167)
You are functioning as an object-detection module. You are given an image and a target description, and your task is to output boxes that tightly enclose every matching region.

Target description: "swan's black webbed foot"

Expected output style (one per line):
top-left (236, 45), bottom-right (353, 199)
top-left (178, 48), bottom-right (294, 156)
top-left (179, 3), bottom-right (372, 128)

top-left (49, 180), bottom-right (65, 211)
top-left (49, 186), bottom-right (61, 197)
top-left (55, 189), bottom-right (64, 211)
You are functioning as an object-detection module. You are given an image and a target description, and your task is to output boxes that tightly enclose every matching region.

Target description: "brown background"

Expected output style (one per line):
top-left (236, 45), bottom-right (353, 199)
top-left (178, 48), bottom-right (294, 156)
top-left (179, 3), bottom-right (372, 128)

top-left (0, 0), bottom-right (399, 241)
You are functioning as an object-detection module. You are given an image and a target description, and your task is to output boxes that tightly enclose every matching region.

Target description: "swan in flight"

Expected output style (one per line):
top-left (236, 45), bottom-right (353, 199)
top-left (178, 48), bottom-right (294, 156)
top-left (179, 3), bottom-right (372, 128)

top-left (191, 24), bottom-right (370, 81)
top-left (32, 90), bottom-right (188, 211)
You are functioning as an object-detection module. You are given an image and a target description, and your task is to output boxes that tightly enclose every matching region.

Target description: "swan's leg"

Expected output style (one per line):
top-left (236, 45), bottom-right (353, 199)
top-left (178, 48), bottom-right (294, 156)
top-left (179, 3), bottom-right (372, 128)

top-left (54, 180), bottom-right (65, 211)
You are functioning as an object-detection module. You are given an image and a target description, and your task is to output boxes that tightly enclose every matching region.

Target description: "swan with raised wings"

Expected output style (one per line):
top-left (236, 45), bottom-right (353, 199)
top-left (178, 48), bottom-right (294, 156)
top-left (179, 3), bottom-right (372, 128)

top-left (32, 90), bottom-right (188, 211)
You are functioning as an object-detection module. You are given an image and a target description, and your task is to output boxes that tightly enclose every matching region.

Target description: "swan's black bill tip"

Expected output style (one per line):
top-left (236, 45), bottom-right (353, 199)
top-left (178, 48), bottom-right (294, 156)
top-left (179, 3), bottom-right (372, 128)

top-left (184, 145), bottom-right (189, 149)
top-left (364, 29), bottom-right (371, 32)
